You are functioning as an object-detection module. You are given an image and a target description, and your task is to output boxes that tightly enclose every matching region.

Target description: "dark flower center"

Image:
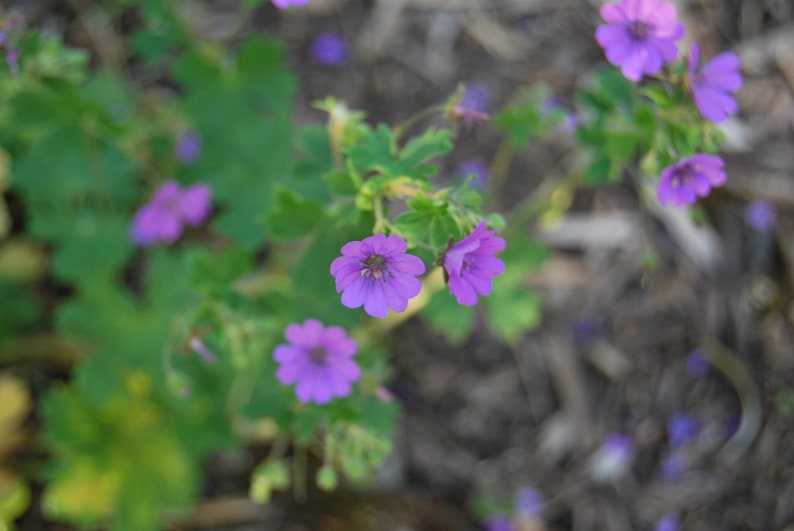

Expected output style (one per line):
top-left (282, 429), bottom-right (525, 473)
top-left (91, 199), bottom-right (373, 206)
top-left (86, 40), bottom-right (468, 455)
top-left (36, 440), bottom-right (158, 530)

top-left (671, 165), bottom-right (694, 188)
top-left (360, 254), bottom-right (388, 282)
top-left (309, 346), bottom-right (328, 366)
top-left (627, 21), bottom-right (651, 41)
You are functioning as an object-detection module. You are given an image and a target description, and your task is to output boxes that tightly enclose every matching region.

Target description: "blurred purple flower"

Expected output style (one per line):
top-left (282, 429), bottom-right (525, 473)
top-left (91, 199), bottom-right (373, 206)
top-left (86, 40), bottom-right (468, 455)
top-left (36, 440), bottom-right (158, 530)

top-left (130, 180), bottom-right (212, 246)
top-left (725, 416), bottom-right (741, 438)
top-left (272, 0), bottom-right (309, 8)
top-left (542, 95), bottom-right (578, 131)
top-left (311, 31), bottom-right (348, 66)
top-left (745, 199), bottom-right (776, 232)
top-left (595, 0), bottom-right (685, 82)
top-left (667, 412), bottom-right (699, 448)
top-left (330, 234), bottom-right (425, 318)
top-left (660, 452), bottom-right (686, 481)
top-left (175, 131), bottom-right (202, 165)
top-left (188, 336), bottom-right (216, 364)
top-left (688, 42), bottom-right (742, 123)
top-left (482, 514), bottom-right (515, 531)
top-left (570, 313), bottom-right (605, 345)
top-left (592, 433), bottom-right (636, 481)
top-left (514, 487), bottom-right (544, 516)
top-left (6, 48), bottom-right (19, 76)
top-left (273, 319), bottom-right (360, 404)
top-left (442, 221), bottom-right (505, 306)
top-left (449, 84), bottom-right (491, 126)
top-left (457, 158), bottom-right (490, 189)
top-left (654, 514), bottom-right (680, 531)
top-left (686, 348), bottom-right (709, 377)
top-left (657, 153), bottom-right (726, 207)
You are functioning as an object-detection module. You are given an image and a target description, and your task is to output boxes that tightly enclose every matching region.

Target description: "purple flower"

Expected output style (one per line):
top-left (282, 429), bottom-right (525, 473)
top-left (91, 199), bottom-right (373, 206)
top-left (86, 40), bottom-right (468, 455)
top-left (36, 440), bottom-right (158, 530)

top-left (457, 158), bottom-right (490, 189)
top-left (654, 514), bottom-right (680, 531)
top-left (667, 412), bottom-right (699, 448)
top-left (595, 0), bottom-right (685, 82)
top-left (660, 452), bottom-right (686, 481)
top-left (273, 319), bottom-right (360, 404)
top-left (174, 131), bottom-right (202, 165)
top-left (745, 199), bottom-right (776, 232)
top-left (514, 487), bottom-right (544, 516)
top-left (311, 32), bottom-right (348, 66)
top-left (272, 0), bottom-right (309, 8)
top-left (449, 84), bottom-right (491, 126)
top-left (188, 336), bottom-right (216, 364)
top-left (482, 514), bottom-right (515, 531)
top-left (442, 222), bottom-right (505, 306)
top-left (130, 180), bottom-right (212, 246)
top-left (591, 433), bottom-right (636, 481)
top-left (330, 234), bottom-right (425, 318)
top-left (688, 42), bottom-right (742, 123)
top-left (656, 153), bottom-right (726, 207)
top-left (686, 348), bottom-right (709, 377)
top-left (6, 48), bottom-right (19, 76)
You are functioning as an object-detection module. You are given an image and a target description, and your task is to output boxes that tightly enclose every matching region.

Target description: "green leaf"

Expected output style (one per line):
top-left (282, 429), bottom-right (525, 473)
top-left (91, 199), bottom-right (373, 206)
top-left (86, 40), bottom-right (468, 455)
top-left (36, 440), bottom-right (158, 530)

top-left (484, 279), bottom-right (543, 343)
top-left (422, 289), bottom-right (476, 344)
top-left (345, 125), bottom-right (452, 190)
top-left (263, 187), bottom-right (325, 241)
top-left (50, 213), bottom-right (133, 286)
top-left (393, 193), bottom-right (460, 249)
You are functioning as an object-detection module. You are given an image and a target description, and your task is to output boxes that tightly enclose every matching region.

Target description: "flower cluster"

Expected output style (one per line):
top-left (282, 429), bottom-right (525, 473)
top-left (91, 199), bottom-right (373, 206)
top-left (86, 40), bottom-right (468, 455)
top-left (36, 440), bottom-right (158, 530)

top-left (130, 180), bottom-right (212, 246)
top-left (330, 223), bottom-right (505, 318)
top-left (595, 0), bottom-right (742, 208)
top-left (273, 224), bottom-right (504, 404)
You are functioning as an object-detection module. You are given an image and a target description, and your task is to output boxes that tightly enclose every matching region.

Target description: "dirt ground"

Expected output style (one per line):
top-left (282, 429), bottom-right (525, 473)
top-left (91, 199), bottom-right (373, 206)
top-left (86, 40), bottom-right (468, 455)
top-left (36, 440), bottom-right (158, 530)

top-left (14, 0), bottom-right (794, 529)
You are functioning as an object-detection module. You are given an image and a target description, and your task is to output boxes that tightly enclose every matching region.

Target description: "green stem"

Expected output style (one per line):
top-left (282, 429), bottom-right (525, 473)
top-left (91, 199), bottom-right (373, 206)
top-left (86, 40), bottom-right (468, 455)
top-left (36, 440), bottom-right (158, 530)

top-left (393, 104), bottom-right (445, 140)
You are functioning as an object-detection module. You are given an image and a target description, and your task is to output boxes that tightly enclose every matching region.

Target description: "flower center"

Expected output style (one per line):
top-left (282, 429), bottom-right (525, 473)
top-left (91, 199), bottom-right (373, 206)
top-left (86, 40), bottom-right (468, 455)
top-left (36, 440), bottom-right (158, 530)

top-left (672, 165), bottom-right (693, 188)
top-left (308, 346), bottom-right (328, 366)
top-left (627, 21), bottom-right (651, 41)
top-left (360, 254), bottom-right (388, 282)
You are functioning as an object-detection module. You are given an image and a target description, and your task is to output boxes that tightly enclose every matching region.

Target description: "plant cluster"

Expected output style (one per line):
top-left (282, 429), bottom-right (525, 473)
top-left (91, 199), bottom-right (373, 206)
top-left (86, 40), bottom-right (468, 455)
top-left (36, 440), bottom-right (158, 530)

top-left (0, 0), bottom-right (748, 529)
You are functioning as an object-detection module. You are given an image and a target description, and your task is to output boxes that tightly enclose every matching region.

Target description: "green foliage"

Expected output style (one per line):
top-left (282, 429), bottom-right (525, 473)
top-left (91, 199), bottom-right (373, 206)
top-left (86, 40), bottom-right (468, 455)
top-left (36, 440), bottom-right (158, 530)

top-left (493, 85), bottom-right (569, 148)
top-left (484, 234), bottom-right (548, 344)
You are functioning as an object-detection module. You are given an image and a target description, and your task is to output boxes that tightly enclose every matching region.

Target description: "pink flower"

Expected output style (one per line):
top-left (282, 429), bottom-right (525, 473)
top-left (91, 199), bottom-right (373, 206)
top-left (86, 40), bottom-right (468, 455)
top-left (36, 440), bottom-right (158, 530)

top-left (656, 154), bottom-right (726, 207)
top-left (273, 319), bottom-right (360, 404)
top-left (330, 234), bottom-right (425, 318)
top-left (688, 42), bottom-right (742, 123)
top-left (130, 180), bottom-right (212, 246)
top-left (272, 0), bottom-right (309, 8)
top-left (595, 0), bottom-right (685, 82)
top-left (441, 222), bottom-right (505, 306)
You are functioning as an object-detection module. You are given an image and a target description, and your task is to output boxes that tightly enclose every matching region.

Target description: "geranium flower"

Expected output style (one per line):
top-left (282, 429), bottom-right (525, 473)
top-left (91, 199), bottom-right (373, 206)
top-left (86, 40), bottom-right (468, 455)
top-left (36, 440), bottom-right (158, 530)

top-left (656, 154), bottom-right (726, 207)
top-left (330, 234), bottom-right (425, 318)
top-left (272, 0), bottom-right (309, 8)
top-left (174, 131), bottom-right (202, 165)
top-left (441, 221), bottom-right (505, 306)
top-left (595, 0), bottom-right (685, 82)
top-left (130, 180), bottom-right (212, 246)
top-left (745, 199), bottom-right (776, 232)
top-left (273, 319), bottom-right (360, 404)
top-left (688, 42), bottom-right (742, 123)
top-left (311, 32), bottom-right (348, 66)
